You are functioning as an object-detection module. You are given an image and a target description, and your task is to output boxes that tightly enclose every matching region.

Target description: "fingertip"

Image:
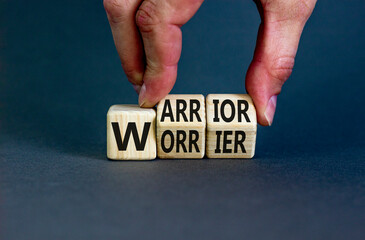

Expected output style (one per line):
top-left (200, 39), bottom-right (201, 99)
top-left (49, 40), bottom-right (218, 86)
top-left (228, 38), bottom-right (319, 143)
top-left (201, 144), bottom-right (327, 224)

top-left (252, 98), bottom-right (276, 127)
top-left (138, 64), bottom-right (177, 108)
top-left (246, 63), bottom-right (277, 127)
top-left (138, 82), bottom-right (174, 108)
top-left (138, 84), bottom-right (154, 108)
top-left (248, 85), bottom-right (277, 126)
top-left (263, 95), bottom-right (277, 126)
top-left (254, 99), bottom-right (274, 127)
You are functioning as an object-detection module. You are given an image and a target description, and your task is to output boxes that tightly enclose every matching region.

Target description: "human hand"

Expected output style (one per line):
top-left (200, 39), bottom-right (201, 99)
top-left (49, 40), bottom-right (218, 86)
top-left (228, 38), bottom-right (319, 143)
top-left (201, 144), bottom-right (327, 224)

top-left (104, 0), bottom-right (317, 126)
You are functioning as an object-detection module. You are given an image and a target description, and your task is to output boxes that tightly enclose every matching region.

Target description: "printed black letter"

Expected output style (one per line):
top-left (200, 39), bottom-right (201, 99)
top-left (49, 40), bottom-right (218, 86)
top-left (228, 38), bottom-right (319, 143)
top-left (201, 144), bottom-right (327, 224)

top-left (161, 100), bottom-right (174, 122)
top-left (112, 122), bottom-right (151, 151)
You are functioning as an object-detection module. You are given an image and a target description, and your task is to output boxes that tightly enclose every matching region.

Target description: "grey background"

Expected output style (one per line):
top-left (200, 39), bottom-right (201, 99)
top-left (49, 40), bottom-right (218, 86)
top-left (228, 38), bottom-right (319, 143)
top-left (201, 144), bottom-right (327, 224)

top-left (1, 0), bottom-right (364, 239)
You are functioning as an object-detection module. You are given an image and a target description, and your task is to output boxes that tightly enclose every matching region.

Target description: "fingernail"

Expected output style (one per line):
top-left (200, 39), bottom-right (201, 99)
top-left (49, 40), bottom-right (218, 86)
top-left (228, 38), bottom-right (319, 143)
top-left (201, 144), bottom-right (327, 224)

top-left (132, 84), bottom-right (141, 94)
top-left (264, 95), bottom-right (277, 126)
top-left (138, 84), bottom-right (147, 107)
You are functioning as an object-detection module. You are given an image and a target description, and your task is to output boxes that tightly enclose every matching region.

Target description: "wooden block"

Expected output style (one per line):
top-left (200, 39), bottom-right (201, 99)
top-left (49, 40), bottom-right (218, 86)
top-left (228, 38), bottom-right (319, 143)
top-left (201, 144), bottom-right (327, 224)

top-left (156, 94), bottom-right (206, 159)
top-left (107, 105), bottom-right (156, 160)
top-left (206, 94), bottom-right (257, 158)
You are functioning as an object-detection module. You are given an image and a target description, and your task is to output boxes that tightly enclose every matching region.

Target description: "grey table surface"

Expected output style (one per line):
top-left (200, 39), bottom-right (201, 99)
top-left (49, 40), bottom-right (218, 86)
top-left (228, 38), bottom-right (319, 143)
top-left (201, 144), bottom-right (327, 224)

top-left (1, 0), bottom-right (364, 239)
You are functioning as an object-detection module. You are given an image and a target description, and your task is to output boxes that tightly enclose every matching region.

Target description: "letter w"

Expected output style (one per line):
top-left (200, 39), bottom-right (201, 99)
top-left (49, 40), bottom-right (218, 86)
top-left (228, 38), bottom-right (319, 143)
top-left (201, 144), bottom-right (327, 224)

top-left (111, 122), bottom-right (151, 151)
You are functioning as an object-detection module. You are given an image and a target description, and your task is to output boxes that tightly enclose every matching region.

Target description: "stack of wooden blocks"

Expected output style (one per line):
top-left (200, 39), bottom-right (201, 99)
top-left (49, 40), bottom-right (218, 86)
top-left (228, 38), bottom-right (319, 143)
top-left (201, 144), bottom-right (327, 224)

top-left (107, 94), bottom-right (257, 160)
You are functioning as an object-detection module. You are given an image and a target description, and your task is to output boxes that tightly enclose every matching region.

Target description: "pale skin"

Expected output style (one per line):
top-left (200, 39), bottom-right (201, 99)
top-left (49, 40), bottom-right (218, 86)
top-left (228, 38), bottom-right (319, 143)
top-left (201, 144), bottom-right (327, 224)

top-left (103, 0), bottom-right (317, 126)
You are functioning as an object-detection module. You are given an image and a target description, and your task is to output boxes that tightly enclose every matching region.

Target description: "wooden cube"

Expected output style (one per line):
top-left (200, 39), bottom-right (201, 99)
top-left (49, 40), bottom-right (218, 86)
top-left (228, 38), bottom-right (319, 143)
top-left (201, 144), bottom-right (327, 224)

top-left (206, 94), bottom-right (257, 158)
top-left (156, 95), bottom-right (206, 159)
top-left (107, 105), bottom-right (156, 160)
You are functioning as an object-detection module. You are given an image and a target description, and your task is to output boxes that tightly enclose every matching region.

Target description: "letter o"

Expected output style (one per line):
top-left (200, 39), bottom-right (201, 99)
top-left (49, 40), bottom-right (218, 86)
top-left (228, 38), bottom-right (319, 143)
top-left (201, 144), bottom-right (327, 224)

top-left (221, 100), bottom-right (235, 122)
top-left (161, 130), bottom-right (174, 153)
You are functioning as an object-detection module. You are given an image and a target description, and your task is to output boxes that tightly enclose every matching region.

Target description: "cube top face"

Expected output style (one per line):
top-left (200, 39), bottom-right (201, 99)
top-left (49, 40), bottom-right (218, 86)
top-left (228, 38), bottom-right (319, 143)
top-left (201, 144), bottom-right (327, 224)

top-left (206, 94), bottom-right (257, 159)
top-left (108, 104), bottom-right (156, 116)
top-left (107, 105), bottom-right (156, 160)
top-left (156, 95), bottom-right (206, 159)
top-left (156, 94), bottom-right (205, 128)
top-left (206, 94), bottom-right (257, 129)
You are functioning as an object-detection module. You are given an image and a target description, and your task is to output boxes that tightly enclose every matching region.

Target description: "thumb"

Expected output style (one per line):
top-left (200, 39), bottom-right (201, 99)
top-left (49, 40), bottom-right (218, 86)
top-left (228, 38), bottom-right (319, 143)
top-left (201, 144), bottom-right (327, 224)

top-left (246, 0), bottom-right (316, 126)
top-left (136, 0), bottom-right (204, 107)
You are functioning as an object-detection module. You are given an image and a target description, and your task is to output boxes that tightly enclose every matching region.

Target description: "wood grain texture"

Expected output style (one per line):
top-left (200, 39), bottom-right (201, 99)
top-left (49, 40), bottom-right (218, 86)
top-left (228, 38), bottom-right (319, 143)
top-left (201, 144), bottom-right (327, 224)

top-left (156, 95), bottom-right (206, 159)
top-left (206, 94), bottom-right (257, 158)
top-left (107, 105), bottom-right (156, 160)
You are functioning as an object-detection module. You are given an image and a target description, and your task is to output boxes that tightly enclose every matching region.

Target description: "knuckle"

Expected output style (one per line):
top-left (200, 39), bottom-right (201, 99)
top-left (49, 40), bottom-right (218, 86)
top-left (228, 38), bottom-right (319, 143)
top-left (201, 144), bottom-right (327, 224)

top-left (269, 56), bottom-right (295, 84)
top-left (103, 0), bottom-right (131, 24)
top-left (136, 0), bottom-right (160, 32)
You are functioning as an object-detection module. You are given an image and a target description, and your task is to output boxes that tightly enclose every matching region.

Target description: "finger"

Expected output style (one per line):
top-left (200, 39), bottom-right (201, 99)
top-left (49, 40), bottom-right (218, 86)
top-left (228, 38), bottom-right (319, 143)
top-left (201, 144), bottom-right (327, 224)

top-left (246, 0), bottom-right (316, 126)
top-left (136, 0), bottom-right (204, 107)
top-left (104, 0), bottom-right (145, 92)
